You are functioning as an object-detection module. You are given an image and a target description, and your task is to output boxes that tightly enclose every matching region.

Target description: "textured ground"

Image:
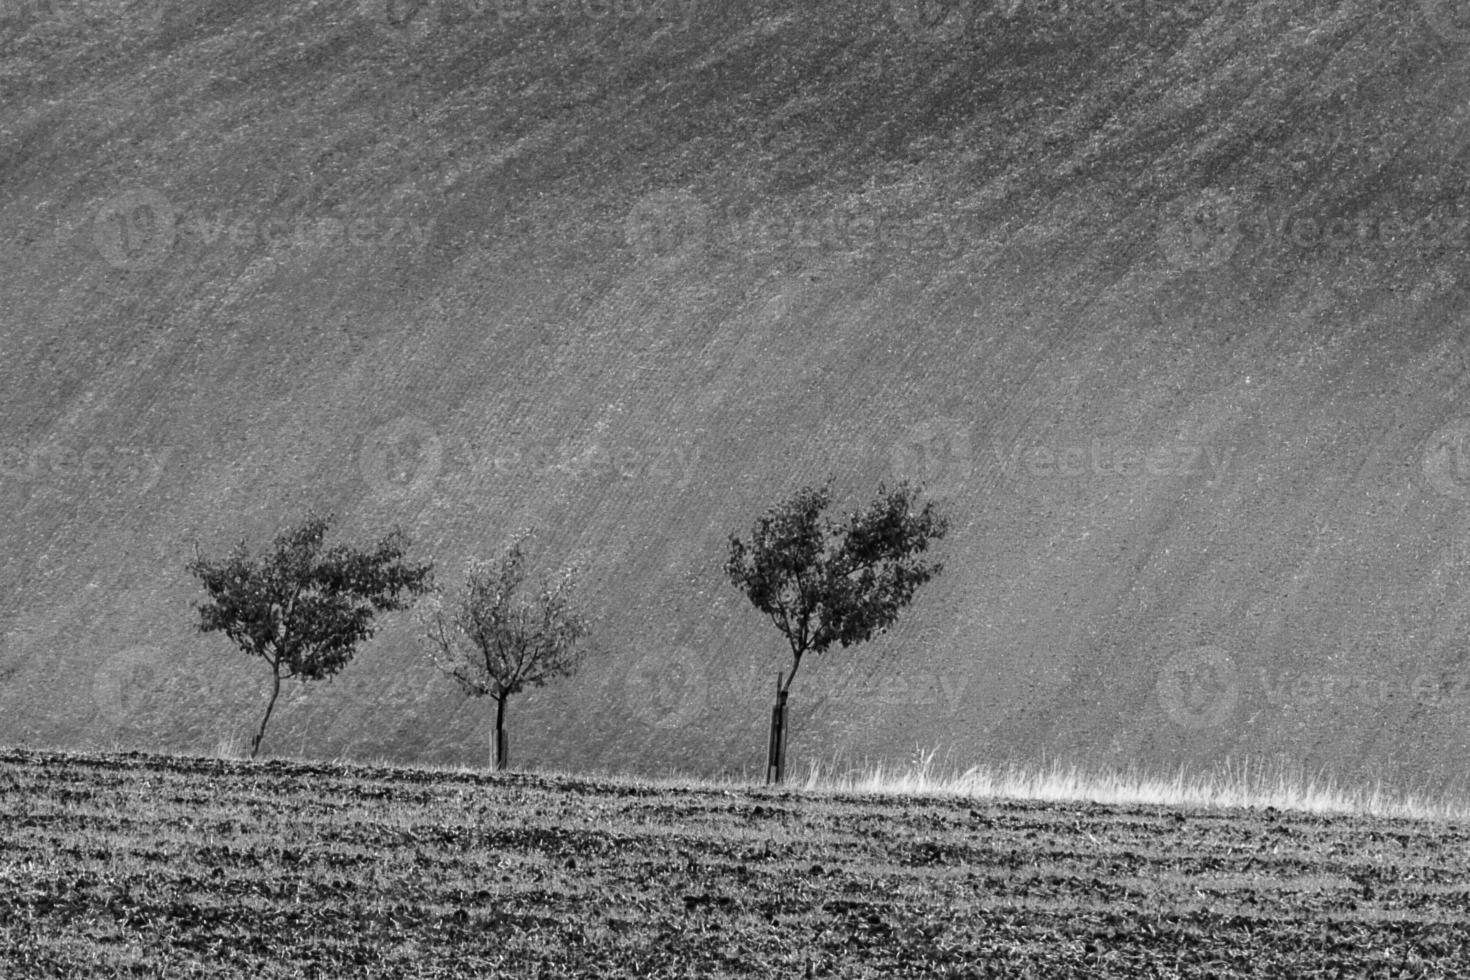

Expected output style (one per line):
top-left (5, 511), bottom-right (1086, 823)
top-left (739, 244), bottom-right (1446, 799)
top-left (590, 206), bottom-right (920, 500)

top-left (3, 750), bottom-right (1469, 977)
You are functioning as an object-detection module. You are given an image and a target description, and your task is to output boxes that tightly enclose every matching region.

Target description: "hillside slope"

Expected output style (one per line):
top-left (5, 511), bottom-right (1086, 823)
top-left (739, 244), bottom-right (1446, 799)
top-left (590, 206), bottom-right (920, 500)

top-left (2, 0), bottom-right (1470, 787)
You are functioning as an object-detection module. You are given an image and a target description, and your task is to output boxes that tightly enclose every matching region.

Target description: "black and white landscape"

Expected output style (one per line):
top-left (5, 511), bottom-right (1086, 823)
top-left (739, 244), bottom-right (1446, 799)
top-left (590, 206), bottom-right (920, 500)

top-left (3, 0), bottom-right (1470, 970)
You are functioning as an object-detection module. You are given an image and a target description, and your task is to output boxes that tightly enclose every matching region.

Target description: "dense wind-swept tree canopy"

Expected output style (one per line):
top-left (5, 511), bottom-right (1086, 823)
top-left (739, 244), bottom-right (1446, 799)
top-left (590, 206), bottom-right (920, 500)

top-left (725, 480), bottom-right (950, 697)
top-left (187, 512), bottom-right (433, 758)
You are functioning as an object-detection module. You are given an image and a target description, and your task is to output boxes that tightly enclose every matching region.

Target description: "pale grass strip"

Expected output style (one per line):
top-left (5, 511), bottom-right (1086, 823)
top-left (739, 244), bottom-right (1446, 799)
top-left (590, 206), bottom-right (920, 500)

top-left (796, 749), bottom-right (1470, 822)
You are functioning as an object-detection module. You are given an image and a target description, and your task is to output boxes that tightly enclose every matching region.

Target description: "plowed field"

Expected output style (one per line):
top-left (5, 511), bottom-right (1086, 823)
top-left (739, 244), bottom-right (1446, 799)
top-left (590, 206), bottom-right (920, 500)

top-left (2, 750), bottom-right (1467, 977)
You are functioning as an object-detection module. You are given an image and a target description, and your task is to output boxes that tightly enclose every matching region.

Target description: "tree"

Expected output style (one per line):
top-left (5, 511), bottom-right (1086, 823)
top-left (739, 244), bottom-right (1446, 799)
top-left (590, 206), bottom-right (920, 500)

top-left (419, 533), bottom-right (589, 770)
top-left (725, 480), bottom-right (949, 783)
top-left (187, 512), bottom-right (433, 759)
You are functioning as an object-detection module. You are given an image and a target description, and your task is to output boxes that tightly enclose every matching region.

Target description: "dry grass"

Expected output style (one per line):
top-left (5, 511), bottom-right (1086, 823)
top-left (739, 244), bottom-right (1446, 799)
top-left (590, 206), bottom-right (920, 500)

top-left (341, 746), bottom-right (1470, 823)
top-left (795, 749), bottom-right (1470, 823)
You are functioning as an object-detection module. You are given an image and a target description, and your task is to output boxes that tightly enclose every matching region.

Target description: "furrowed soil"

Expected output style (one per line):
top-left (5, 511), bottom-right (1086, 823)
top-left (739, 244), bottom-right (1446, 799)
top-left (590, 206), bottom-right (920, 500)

top-left (1, 751), bottom-right (1467, 977)
top-left (6, 0), bottom-right (1470, 789)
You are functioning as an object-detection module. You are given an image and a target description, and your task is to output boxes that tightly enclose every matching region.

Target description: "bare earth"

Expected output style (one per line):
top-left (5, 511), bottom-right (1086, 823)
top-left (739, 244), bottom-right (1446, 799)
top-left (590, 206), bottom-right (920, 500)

top-left (1, 750), bottom-right (1466, 977)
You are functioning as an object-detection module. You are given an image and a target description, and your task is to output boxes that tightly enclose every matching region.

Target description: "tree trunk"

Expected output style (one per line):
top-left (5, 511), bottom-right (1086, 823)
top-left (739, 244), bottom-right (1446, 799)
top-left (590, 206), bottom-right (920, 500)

top-left (251, 668), bottom-right (282, 760)
top-left (764, 654), bottom-right (802, 785)
top-left (493, 694), bottom-right (508, 771)
top-left (782, 652), bottom-right (803, 696)
top-left (766, 673), bottom-right (790, 785)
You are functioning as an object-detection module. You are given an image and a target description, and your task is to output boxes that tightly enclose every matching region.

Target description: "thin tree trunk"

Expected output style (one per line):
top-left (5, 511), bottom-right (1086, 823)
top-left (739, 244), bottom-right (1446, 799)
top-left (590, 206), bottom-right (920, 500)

top-left (782, 650), bottom-right (804, 695)
top-left (767, 651), bottom-right (802, 785)
top-left (774, 690), bottom-right (788, 784)
top-left (251, 668), bottom-right (282, 760)
top-left (494, 693), bottom-right (508, 771)
top-left (767, 672), bottom-right (790, 785)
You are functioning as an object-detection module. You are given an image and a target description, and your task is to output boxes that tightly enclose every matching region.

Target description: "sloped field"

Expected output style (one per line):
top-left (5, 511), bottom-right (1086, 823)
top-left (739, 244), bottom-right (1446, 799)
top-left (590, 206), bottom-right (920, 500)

top-left (2, 0), bottom-right (1470, 785)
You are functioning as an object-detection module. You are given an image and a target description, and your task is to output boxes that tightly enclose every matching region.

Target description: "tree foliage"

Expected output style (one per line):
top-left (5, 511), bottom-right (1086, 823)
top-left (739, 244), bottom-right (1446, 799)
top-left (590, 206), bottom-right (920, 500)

top-left (187, 512), bottom-right (433, 757)
top-left (419, 532), bottom-right (589, 768)
top-left (725, 480), bottom-right (949, 695)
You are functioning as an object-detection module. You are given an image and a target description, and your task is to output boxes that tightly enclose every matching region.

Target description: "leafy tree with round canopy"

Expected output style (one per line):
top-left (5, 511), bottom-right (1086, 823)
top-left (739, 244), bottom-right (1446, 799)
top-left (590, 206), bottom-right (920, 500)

top-left (187, 512), bottom-right (433, 758)
top-left (725, 480), bottom-right (949, 781)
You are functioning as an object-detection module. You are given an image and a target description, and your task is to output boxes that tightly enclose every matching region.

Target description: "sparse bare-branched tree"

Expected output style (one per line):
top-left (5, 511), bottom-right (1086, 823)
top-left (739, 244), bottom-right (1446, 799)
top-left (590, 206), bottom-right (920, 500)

top-left (420, 532), bottom-right (590, 770)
